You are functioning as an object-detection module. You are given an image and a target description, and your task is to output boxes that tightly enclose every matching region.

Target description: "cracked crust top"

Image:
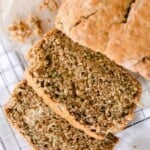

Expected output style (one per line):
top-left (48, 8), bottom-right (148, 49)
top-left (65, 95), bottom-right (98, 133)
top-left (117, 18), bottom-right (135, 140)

top-left (106, 0), bottom-right (150, 79)
top-left (55, 0), bottom-right (150, 79)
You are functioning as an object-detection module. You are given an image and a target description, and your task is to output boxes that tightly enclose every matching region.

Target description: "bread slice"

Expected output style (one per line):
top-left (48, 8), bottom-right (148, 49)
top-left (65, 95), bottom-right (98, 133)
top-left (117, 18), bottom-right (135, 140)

top-left (4, 80), bottom-right (118, 150)
top-left (25, 29), bottom-right (141, 140)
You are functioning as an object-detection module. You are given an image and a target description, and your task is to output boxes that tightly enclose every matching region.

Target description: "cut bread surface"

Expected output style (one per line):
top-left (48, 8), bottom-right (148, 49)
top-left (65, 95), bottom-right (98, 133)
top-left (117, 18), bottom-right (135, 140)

top-left (4, 80), bottom-right (118, 150)
top-left (26, 29), bottom-right (141, 139)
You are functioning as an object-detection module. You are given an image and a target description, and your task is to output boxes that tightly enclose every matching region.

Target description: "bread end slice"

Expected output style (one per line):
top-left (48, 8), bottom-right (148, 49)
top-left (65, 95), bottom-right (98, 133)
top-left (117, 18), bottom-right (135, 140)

top-left (4, 80), bottom-right (118, 150)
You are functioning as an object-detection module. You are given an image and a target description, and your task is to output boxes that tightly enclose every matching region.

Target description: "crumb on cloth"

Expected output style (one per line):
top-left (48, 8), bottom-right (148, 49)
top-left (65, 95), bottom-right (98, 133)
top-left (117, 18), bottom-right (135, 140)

top-left (8, 16), bottom-right (43, 42)
top-left (39, 0), bottom-right (58, 12)
top-left (27, 16), bottom-right (43, 35)
top-left (8, 21), bottom-right (31, 42)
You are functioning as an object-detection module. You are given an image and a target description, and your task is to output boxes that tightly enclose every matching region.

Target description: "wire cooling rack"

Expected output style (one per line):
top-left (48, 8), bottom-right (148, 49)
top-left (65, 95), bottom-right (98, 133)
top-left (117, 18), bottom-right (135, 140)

top-left (0, 43), bottom-right (150, 150)
top-left (0, 44), bottom-right (30, 150)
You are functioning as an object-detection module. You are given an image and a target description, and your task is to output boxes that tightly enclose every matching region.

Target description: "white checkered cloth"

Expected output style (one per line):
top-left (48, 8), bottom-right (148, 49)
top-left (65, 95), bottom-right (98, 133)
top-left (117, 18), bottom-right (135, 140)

top-left (0, 44), bottom-right (31, 150)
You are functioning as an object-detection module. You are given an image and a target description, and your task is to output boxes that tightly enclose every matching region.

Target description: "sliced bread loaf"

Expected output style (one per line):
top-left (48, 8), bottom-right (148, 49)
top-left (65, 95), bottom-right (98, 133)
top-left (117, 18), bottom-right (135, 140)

top-left (4, 80), bottom-right (118, 150)
top-left (55, 0), bottom-right (150, 79)
top-left (26, 29), bottom-right (141, 139)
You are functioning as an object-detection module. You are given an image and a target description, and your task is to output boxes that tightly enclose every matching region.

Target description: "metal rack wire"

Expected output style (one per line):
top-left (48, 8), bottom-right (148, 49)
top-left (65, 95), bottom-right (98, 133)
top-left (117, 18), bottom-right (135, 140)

top-left (0, 44), bottom-right (150, 150)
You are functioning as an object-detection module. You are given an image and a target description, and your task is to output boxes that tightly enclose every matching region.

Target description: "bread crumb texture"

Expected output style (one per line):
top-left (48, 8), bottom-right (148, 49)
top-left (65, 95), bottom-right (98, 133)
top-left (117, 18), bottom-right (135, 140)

top-left (5, 80), bottom-right (118, 150)
top-left (27, 30), bottom-right (141, 137)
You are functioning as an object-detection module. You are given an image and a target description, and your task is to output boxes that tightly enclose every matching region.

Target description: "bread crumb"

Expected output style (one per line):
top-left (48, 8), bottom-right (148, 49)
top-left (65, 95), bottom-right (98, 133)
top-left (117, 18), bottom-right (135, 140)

top-left (39, 0), bottom-right (58, 12)
top-left (48, 19), bottom-right (51, 23)
top-left (8, 21), bottom-right (31, 42)
top-left (133, 145), bottom-right (137, 148)
top-left (8, 16), bottom-right (43, 42)
top-left (28, 16), bottom-right (43, 35)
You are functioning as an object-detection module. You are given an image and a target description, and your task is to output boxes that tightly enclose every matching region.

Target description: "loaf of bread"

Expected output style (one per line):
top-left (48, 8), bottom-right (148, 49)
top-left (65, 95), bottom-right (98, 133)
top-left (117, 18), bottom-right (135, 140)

top-left (4, 80), bottom-right (118, 150)
top-left (26, 29), bottom-right (141, 139)
top-left (55, 0), bottom-right (150, 79)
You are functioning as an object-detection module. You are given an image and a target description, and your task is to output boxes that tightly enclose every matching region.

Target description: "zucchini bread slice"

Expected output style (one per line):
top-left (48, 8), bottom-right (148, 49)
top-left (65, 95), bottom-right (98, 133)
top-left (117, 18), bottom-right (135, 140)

top-left (4, 80), bottom-right (118, 150)
top-left (26, 29), bottom-right (141, 140)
